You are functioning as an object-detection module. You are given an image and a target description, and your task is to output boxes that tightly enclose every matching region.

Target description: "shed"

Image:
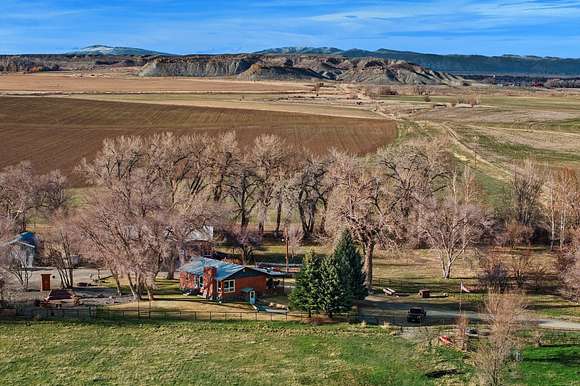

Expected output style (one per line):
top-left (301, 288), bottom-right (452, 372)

top-left (1, 232), bottom-right (38, 268)
top-left (182, 226), bottom-right (215, 256)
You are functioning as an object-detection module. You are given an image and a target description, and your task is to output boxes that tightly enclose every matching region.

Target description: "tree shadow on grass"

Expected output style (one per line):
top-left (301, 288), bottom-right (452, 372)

top-left (425, 369), bottom-right (464, 378)
top-left (524, 351), bottom-right (580, 366)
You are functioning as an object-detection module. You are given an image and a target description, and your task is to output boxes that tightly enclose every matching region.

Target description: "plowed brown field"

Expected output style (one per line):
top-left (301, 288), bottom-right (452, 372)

top-left (0, 96), bottom-right (397, 184)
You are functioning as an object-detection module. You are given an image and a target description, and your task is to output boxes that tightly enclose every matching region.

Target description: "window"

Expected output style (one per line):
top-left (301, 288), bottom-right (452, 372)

top-left (223, 280), bottom-right (235, 293)
top-left (196, 276), bottom-right (203, 288)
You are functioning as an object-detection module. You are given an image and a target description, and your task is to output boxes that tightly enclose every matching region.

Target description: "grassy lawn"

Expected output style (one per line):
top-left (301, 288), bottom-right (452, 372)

top-left (1, 320), bottom-right (577, 385)
top-left (514, 344), bottom-right (580, 385)
top-left (0, 320), bottom-right (461, 386)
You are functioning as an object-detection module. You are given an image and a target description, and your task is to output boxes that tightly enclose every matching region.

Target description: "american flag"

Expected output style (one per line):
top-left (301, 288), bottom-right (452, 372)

top-left (460, 281), bottom-right (471, 293)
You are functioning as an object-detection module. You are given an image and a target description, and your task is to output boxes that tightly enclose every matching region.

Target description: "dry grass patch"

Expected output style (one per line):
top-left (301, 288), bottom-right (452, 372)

top-left (0, 72), bottom-right (309, 94)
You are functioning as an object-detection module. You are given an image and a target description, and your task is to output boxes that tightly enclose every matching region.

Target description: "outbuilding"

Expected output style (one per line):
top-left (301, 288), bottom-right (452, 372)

top-left (178, 258), bottom-right (285, 302)
top-left (1, 231), bottom-right (39, 268)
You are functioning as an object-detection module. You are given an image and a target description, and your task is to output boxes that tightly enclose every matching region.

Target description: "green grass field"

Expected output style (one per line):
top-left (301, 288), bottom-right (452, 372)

top-left (515, 344), bottom-right (580, 386)
top-left (1, 320), bottom-right (578, 385)
top-left (0, 320), bottom-right (458, 386)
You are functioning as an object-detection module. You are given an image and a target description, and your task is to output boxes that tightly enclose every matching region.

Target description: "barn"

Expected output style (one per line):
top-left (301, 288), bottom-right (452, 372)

top-left (178, 258), bottom-right (285, 302)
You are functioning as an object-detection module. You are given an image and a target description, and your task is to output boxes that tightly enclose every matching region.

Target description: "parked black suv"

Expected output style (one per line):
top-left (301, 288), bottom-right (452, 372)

top-left (407, 307), bottom-right (427, 323)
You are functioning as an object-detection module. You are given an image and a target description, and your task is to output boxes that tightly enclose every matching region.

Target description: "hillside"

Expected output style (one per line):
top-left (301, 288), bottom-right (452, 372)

top-left (258, 47), bottom-right (580, 77)
top-left (140, 54), bottom-right (464, 85)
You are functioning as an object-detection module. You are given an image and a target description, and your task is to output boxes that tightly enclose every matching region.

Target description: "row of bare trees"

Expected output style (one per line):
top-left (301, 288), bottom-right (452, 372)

top-left (0, 133), bottom-right (496, 293)
top-left (1, 131), bottom-right (579, 299)
top-left (507, 159), bottom-right (580, 248)
top-left (326, 140), bottom-right (493, 285)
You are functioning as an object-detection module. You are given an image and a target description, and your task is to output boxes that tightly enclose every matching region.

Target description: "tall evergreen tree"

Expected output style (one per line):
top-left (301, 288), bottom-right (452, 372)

top-left (289, 250), bottom-right (322, 317)
top-left (319, 253), bottom-right (352, 318)
top-left (334, 230), bottom-right (368, 300)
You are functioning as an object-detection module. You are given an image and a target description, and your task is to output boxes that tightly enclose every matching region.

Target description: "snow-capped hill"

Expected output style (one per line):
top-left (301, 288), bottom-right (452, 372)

top-left (66, 45), bottom-right (171, 56)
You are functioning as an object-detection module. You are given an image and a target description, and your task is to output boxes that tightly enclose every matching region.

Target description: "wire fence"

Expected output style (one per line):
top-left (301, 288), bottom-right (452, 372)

top-left (12, 306), bottom-right (455, 326)
top-left (12, 306), bottom-right (366, 324)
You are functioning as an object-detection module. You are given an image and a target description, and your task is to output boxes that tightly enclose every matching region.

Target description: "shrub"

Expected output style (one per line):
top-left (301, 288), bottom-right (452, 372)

top-left (363, 85), bottom-right (398, 98)
top-left (456, 94), bottom-right (481, 106)
top-left (479, 252), bottom-right (509, 292)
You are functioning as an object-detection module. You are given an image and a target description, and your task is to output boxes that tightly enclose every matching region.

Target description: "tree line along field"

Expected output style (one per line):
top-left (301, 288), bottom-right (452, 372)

top-left (0, 96), bottom-right (397, 183)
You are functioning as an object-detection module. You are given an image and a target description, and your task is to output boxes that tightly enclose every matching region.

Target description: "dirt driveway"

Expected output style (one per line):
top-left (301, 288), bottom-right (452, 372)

top-left (362, 294), bottom-right (580, 330)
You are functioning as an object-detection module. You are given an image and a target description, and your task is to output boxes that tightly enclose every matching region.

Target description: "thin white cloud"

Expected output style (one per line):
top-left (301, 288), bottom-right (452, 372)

top-left (310, 0), bottom-right (580, 30)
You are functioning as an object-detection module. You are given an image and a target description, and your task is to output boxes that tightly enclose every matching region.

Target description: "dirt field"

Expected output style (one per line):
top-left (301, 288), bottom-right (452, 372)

top-left (72, 93), bottom-right (383, 119)
top-left (0, 72), bottom-right (309, 94)
top-left (0, 96), bottom-right (397, 182)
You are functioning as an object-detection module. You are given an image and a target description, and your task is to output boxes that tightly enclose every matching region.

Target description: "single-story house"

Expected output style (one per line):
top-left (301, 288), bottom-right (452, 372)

top-left (179, 257), bottom-right (285, 302)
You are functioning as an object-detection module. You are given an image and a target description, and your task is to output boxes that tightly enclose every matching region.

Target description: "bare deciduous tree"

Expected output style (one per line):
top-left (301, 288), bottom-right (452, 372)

top-left (421, 171), bottom-right (492, 279)
top-left (36, 170), bottom-right (69, 215)
top-left (0, 161), bottom-right (36, 231)
top-left (376, 138), bottom-right (451, 245)
top-left (224, 155), bottom-right (260, 230)
top-left (511, 160), bottom-right (544, 229)
top-left (42, 211), bottom-right (81, 288)
top-left (0, 244), bottom-right (32, 291)
top-left (286, 224), bottom-right (304, 259)
top-left (455, 313), bottom-right (469, 351)
top-left (474, 291), bottom-right (528, 386)
top-left (478, 251), bottom-right (509, 292)
top-left (253, 134), bottom-right (290, 234)
top-left (326, 152), bottom-right (392, 289)
top-left (509, 251), bottom-right (532, 289)
top-left (285, 153), bottom-right (333, 239)
top-left (146, 132), bottom-right (212, 205)
top-left (208, 132), bottom-right (240, 202)
top-left (224, 226), bottom-right (262, 265)
top-left (0, 162), bottom-right (68, 232)
top-left (545, 167), bottom-right (580, 250)
top-left (497, 220), bottom-right (533, 248)
top-left (562, 256), bottom-right (580, 302)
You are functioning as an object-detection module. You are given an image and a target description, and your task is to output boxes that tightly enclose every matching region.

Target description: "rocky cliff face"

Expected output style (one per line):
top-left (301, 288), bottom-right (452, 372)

top-left (139, 55), bottom-right (256, 77)
top-left (140, 54), bottom-right (464, 85)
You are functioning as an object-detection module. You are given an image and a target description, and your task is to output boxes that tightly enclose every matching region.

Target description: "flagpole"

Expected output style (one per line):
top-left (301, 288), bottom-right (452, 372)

top-left (459, 281), bottom-right (462, 314)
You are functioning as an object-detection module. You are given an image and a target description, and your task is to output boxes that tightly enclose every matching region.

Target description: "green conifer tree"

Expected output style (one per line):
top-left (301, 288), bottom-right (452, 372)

top-left (319, 253), bottom-right (352, 318)
top-left (289, 250), bottom-right (322, 317)
top-left (334, 230), bottom-right (368, 300)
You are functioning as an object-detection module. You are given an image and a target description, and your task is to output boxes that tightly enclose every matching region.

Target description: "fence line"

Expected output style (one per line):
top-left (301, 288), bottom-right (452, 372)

top-left (13, 306), bottom-right (403, 325)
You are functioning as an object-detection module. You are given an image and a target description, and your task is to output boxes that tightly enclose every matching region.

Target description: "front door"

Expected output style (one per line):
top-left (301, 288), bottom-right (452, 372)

top-left (249, 290), bottom-right (256, 305)
top-left (41, 274), bottom-right (51, 291)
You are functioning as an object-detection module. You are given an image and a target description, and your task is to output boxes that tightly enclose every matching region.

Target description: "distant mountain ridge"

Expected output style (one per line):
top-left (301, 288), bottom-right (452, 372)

top-left (65, 45), bottom-right (171, 56)
top-left (256, 47), bottom-right (580, 77)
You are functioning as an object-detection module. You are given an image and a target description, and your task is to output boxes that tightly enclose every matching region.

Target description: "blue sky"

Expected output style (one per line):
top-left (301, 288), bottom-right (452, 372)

top-left (1, 0), bottom-right (579, 57)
